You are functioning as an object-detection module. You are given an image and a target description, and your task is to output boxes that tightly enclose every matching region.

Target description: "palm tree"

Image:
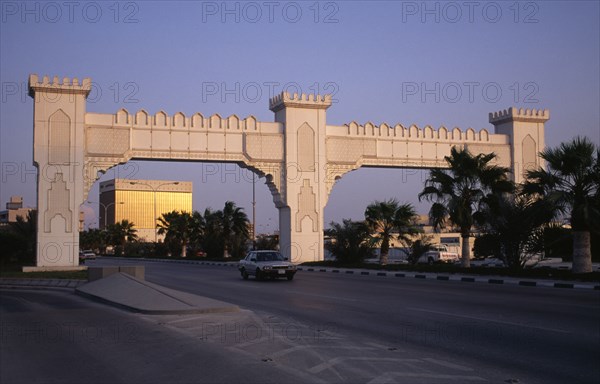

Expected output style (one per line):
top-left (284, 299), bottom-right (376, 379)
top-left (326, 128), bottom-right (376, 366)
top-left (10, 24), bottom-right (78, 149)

top-left (365, 199), bottom-right (420, 265)
top-left (107, 219), bottom-right (138, 255)
top-left (407, 233), bottom-right (434, 265)
top-left (220, 201), bottom-right (250, 258)
top-left (476, 193), bottom-right (553, 270)
top-left (419, 147), bottom-right (513, 267)
top-left (201, 207), bottom-right (223, 257)
top-left (199, 203), bottom-right (250, 259)
top-left (523, 137), bottom-right (600, 273)
top-left (157, 210), bottom-right (201, 258)
top-left (325, 219), bottom-right (373, 264)
top-left (190, 210), bottom-right (206, 251)
top-left (80, 228), bottom-right (108, 254)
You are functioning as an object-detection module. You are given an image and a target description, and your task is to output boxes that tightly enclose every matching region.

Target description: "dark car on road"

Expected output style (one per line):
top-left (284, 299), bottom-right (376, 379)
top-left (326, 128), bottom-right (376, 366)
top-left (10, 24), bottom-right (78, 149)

top-left (238, 250), bottom-right (296, 281)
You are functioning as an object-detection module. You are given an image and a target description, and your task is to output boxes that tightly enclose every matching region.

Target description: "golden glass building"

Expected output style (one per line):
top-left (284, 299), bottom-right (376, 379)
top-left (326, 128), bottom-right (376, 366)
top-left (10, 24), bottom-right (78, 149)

top-left (99, 179), bottom-right (193, 242)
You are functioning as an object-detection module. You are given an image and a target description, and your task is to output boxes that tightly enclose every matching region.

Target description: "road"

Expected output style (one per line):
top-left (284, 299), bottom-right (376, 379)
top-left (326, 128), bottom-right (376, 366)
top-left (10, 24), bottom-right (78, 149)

top-left (3, 259), bottom-right (600, 383)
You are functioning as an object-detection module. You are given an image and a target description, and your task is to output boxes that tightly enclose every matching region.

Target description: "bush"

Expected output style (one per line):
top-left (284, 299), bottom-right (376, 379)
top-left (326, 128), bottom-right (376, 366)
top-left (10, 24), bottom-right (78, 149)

top-left (0, 230), bottom-right (29, 267)
top-left (540, 226), bottom-right (599, 262)
top-left (255, 234), bottom-right (279, 250)
top-left (474, 234), bottom-right (501, 258)
top-left (0, 211), bottom-right (36, 268)
top-left (543, 226), bottom-right (573, 260)
top-left (406, 234), bottom-right (433, 265)
top-left (123, 242), bottom-right (154, 258)
top-left (325, 219), bottom-right (373, 264)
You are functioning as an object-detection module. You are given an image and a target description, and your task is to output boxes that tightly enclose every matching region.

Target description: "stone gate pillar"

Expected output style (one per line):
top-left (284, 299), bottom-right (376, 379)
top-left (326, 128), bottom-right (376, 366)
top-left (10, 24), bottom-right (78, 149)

top-left (489, 107), bottom-right (549, 184)
top-left (27, 75), bottom-right (91, 270)
top-left (269, 93), bottom-right (332, 263)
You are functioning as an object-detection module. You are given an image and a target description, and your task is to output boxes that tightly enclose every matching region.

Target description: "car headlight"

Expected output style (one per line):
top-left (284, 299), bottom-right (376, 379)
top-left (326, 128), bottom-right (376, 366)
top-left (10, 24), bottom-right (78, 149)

top-left (289, 265), bottom-right (296, 270)
top-left (262, 266), bottom-right (272, 270)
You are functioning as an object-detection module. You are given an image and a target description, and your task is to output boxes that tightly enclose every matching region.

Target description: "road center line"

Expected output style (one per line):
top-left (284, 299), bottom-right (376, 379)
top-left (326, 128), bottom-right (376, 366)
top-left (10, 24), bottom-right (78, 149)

top-left (368, 372), bottom-right (486, 383)
top-left (285, 290), bottom-right (359, 302)
top-left (406, 307), bottom-right (572, 334)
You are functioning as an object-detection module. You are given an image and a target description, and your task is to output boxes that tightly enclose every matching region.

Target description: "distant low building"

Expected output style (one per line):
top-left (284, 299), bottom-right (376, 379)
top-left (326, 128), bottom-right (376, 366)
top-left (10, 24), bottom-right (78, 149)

top-left (366, 215), bottom-right (468, 261)
top-left (0, 196), bottom-right (33, 226)
top-left (414, 214), bottom-right (463, 256)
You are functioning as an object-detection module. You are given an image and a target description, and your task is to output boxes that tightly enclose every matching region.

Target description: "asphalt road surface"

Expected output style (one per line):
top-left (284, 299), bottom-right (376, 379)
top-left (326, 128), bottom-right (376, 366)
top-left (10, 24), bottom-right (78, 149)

top-left (3, 259), bottom-right (599, 384)
top-left (0, 288), bottom-right (309, 384)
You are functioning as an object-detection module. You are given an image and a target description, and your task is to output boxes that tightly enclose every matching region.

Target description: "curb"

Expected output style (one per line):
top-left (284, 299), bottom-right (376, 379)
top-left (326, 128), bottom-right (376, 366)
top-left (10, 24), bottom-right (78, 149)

top-left (75, 289), bottom-right (238, 315)
top-left (295, 267), bottom-right (600, 291)
top-left (0, 278), bottom-right (85, 290)
top-left (100, 257), bottom-right (239, 268)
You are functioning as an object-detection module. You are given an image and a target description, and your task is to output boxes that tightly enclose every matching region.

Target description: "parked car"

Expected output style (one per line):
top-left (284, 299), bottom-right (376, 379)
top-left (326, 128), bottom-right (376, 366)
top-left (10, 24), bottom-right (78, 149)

top-left (364, 257), bottom-right (409, 265)
top-left (238, 250), bottom-right (296, 281)
top-left (79, 250), bottom-right (96, 261)
top-left (418, 245), bottom-right (459, 264)
top-left (471, 256), bottom-right (505, 267)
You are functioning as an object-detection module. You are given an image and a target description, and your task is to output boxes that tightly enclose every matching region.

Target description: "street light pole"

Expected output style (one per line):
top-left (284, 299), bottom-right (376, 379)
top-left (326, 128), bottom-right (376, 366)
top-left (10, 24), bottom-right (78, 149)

top-left (130, 181), bottom-right (179, 243)
top-left (252, 173), bottom-right (256, 249)
top-left (153, 188), bottom-right (157, 242)
top-left (86, 201), bottom-right (124, 228)
top-left (102, 201), bottom-right (124, 228)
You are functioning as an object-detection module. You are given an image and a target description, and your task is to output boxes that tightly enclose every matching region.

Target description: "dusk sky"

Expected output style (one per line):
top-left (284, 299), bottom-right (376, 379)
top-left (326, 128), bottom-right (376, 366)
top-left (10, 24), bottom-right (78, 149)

top-left (1, 1), bottom-right (599, 232)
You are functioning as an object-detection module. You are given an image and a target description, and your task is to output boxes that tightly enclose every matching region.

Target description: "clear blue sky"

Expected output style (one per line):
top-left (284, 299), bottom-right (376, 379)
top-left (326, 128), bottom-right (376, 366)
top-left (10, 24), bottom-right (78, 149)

top-left (1, 1), bottom-right (599, 231)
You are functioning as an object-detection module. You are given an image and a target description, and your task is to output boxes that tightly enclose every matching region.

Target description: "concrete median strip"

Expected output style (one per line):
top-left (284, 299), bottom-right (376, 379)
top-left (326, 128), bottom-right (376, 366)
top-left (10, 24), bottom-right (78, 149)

top-left (75, 272), bottom-right (239, 315)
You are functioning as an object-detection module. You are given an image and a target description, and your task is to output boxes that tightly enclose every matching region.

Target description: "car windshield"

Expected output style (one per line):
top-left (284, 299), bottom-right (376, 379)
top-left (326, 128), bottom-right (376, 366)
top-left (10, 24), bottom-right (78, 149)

top-left (255, 252), bottom-right (285, 262)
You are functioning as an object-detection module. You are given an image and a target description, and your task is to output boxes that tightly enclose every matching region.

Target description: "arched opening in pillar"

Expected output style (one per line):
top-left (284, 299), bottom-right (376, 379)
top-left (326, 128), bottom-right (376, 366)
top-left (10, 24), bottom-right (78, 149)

top-left (300, 216), bottom-right (316, 233)
top-left (48, 214), bottom-right (68, 234)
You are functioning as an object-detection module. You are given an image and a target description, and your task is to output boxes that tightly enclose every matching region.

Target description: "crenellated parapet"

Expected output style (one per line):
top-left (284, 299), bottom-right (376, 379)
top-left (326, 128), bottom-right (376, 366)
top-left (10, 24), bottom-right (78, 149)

top-left (269, 92), bottom-right (332, 112)
top-left (489, 107), bottom-right (549, 124)
top-left (333, 121), bottom-right (491, 142)
top-left (28, 74), bottom-right (91, 97)
top-left (83, 107), bottom-right (285, 204)
top-left (109, 108), bottom-right (261, 131)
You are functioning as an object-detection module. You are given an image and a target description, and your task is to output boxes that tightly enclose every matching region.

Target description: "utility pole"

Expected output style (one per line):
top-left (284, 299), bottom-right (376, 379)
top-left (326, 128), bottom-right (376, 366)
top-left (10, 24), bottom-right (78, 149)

top-left (252, 173), bottom-right (256, 249)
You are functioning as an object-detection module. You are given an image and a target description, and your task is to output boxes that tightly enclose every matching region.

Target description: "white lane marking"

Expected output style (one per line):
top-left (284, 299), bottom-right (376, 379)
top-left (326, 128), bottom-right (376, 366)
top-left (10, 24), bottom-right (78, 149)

top-left (367, 372), bottom-right (487, 383)
top-left (270, 345), bottom-right (381, 359)
top-left (407, 307), bottom-right (572, 334)
top-left (308, 357), bottom-right (422, 374)
top-left (285, 290), bottom-right (358, 302)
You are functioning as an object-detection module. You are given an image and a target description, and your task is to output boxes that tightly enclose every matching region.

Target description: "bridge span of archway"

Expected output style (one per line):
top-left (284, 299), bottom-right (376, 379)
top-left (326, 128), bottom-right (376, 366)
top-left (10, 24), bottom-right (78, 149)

top-left (28, 74), bottom-right (549, 269)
